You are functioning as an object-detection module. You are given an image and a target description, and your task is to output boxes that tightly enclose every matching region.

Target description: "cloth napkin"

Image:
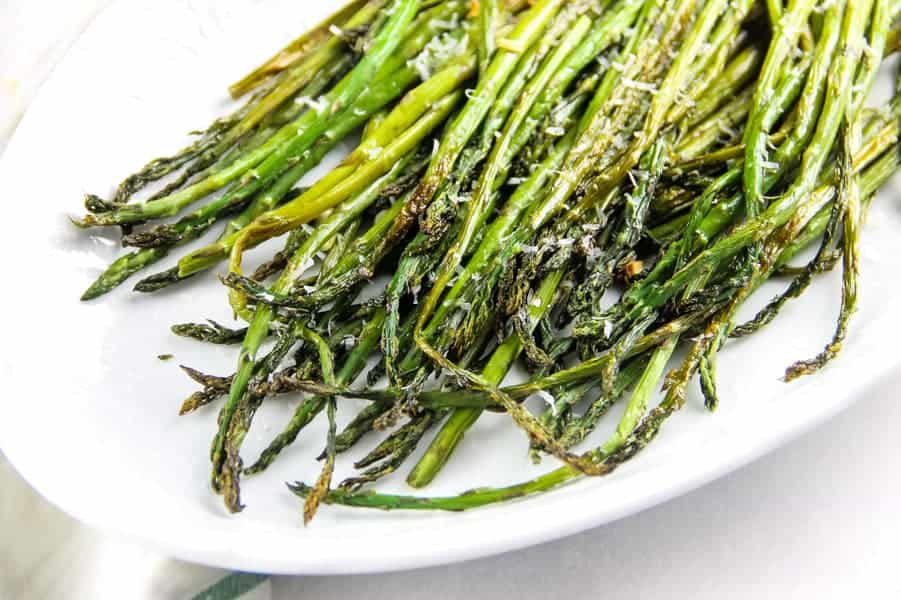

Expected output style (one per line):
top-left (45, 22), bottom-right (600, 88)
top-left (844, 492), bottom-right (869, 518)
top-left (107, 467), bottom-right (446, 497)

top-left (1, 455), bottom-right (269, 600)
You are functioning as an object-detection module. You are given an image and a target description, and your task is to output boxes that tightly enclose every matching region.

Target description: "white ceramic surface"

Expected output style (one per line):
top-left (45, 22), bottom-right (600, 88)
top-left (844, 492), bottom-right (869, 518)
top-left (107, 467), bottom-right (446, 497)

top-left (1, 0), bottom-right (900, 576)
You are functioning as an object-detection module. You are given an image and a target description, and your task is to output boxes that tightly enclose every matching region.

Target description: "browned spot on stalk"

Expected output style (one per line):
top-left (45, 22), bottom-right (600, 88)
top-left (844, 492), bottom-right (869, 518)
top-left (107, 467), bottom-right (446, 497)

top-left (624, 260), bottom-right (645, 280)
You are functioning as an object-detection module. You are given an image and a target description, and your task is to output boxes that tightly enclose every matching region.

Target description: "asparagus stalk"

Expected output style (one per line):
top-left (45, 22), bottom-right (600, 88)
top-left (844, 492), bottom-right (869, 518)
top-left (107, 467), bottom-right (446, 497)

top-left (212, 147), bottom-right (429, 511)
top-left (177, 54), bottom-right (475, 280)
top-left (406, 1), bottom-right (758, 484)
top-left (288, 134), bottom-right (900, 512)
top-left (72, 0), bottom-right (901, 523)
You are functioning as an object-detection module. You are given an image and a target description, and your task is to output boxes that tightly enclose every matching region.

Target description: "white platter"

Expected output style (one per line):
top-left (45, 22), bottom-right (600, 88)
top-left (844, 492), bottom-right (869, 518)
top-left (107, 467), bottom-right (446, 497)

top-left (1, 0), bottom-right (900, 575)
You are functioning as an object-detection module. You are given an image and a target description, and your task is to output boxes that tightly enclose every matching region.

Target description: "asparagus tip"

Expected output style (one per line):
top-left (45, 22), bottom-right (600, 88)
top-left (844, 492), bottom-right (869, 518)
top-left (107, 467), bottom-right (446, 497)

top-left (69, 214), bottom-right (95, 229)
top-left (134, 267), bottom-right (184, 293)
top-left (80, 279), bottom-right (111, 301)
top-left (84, 193), bottom-right (115, 214)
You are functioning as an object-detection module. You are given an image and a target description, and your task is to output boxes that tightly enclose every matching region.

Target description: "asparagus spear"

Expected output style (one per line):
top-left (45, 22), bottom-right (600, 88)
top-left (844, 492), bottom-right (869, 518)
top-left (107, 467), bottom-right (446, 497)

top-left (177, 52), bottom-right (476, 280)
top-left (72, 0), bottom-right (901, 523)
top-left (286, 132), bottom-right (901, 513)
top-left (406, 1), bottom-right (759, 485)
top-left (212, 143), bottom-right (430, 511)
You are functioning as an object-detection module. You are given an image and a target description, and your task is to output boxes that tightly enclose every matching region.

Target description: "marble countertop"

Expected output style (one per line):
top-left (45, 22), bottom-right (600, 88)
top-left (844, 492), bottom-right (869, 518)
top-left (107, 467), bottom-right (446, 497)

top-left (3, 2), bottom-right (901, 599)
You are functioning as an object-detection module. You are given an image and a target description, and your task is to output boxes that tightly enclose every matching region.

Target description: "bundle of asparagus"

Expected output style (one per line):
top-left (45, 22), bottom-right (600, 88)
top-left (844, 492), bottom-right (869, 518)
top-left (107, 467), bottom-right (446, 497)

top-left (75, 0), bottom-right (901, 522)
